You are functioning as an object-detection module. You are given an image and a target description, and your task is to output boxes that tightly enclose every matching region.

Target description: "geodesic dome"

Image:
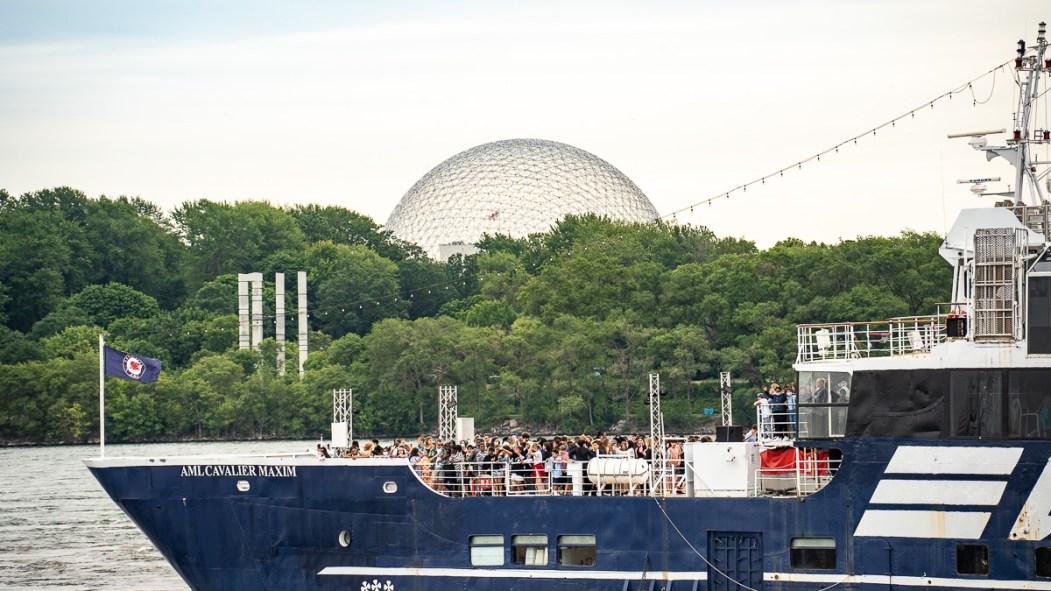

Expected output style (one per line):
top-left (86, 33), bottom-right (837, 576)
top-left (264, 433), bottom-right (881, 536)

top-left (384, 139), bottom-right (660, 259)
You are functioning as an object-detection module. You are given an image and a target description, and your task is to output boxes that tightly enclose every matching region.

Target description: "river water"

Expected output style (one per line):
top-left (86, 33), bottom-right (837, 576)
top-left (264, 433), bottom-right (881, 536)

top-left (0, 440), bottom-right (313, 591)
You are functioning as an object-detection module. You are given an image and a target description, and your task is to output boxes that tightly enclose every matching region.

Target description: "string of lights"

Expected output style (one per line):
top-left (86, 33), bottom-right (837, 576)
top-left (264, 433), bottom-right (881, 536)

top-left (661, 59), bottom-right (1015, 221)
top-left (304, 276), bottom-right (470, 320)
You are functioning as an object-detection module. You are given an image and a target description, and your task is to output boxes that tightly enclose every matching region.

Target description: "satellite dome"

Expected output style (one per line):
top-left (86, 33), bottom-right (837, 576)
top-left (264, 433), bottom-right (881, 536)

top-left (385, 139), bottom-right (660, 259)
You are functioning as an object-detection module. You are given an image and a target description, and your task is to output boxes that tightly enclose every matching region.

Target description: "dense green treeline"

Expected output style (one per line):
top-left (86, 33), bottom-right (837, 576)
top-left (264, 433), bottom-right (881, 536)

top-left (0, 187), bottom-right (951, 442)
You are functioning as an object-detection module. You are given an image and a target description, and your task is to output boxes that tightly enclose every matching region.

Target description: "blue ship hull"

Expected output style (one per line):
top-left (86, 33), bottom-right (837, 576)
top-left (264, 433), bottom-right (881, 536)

top-left (86, 437), bottom-right (1051, 591)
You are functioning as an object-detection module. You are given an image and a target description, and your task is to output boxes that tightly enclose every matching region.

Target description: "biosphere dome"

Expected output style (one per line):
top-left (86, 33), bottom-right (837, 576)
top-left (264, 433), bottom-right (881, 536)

top-left (385, 139), bottom-right (660, 259)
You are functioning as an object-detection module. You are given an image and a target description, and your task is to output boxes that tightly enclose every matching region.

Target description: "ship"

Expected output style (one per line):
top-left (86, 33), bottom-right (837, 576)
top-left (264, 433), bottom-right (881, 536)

top-left (87, 22), bottom-right (1051, 591)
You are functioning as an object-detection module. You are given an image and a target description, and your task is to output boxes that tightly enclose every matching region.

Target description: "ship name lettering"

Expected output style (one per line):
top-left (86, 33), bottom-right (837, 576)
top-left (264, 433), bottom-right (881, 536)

top-left (179, 465), bottom-right (296, 478)
top-left (256, 465), bottom-right (296, 477)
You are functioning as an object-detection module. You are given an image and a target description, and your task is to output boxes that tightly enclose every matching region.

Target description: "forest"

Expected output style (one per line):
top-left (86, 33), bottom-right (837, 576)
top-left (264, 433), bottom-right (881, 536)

top-left (0, 187), bottom-right (951, 443)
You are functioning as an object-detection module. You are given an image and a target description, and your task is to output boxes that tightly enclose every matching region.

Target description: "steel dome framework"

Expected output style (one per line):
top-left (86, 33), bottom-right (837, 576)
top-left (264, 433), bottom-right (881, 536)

top-left (384, 139), bottom-right (660, 259)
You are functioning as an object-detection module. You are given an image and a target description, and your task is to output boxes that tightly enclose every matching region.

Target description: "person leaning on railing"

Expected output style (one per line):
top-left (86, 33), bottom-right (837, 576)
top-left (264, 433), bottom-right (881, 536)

top-left (448, 444), bottom-right (466, 497)
top-left (552, 444), bottom-right (570, 495)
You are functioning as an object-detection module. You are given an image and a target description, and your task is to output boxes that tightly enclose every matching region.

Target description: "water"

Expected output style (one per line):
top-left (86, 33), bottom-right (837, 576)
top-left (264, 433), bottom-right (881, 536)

top-left (0, 440), bottom-right (314, 591)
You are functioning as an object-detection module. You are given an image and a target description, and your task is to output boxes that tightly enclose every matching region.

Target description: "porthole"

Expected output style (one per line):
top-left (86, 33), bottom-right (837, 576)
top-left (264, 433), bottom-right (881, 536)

top-left (338, 530), bottom-right (352, 548)
top-left (236, 480), bottom-right (250, 492)
top-left (383, 481), bottom-right (398, 494)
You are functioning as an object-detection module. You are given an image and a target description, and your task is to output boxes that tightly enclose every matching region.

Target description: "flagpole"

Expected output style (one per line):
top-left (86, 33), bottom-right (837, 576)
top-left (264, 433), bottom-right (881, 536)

top-left (99, 333), bottom-right (105, 458)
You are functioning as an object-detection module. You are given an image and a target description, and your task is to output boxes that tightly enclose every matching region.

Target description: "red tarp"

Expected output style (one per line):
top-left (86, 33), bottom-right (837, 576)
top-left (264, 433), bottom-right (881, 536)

top-left (760, 448), bottom-right (830, 475)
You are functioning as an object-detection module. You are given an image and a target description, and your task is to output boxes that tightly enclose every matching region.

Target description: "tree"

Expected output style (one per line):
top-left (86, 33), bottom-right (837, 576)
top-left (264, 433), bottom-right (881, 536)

top-left (464, 301), bottom-right (517, 330)
top-left (184, 275), bottom-right (239, 315)
top-left (651, 325), bottom-right (712, 413)
top-left (0, 206), bottom-right (74, 330)
top-left (287, 204), bottom-right (415, 259)
top-left (360, 317), bottom-right (465, 433)
top-left (65, 283), bottom-right (160, 329)
top-left (475, 251), bottom-right (531, 309)
top-left (40, 325), bottom-right (104, 359)
top-left (396, 257), bottom-right (457, 319)
top-left (308, 243), bottom-right (408, 337)
top-left (0, 188), bottom-right (185, 330)
top-left (173, 200), bottom-right (306, 287)
top-left (0, 326), bottom-right (42, 364)
top-left (179, 353), bottom-right (246, 437)
top-left (81, 195), bottom-right (185, 308)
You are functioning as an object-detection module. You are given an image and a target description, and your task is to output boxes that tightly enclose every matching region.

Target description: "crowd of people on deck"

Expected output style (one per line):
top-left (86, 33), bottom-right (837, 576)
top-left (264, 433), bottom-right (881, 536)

top-left (312, 432), bottom-right (717, 496)
top-left (306, 380), bottom-right (813, 495)
top-left (750, 382), bottom-right (798, 440)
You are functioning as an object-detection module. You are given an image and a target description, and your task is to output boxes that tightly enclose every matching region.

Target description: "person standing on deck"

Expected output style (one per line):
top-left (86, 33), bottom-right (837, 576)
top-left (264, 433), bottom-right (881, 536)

top-left (754, 392), bottom-right (772, 438)
top-left (768, 384), bottom-right (787, 437)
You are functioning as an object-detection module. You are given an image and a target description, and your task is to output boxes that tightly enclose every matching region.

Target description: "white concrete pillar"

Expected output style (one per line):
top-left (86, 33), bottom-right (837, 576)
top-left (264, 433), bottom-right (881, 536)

top-left (237, 274), bottom-right (252, 350)
top-left (248, 272), bottom-right (263, 350)
top-left (298, 271), bottom-right (308, 378)
top-left (276, 272), bottom-right (285, 375)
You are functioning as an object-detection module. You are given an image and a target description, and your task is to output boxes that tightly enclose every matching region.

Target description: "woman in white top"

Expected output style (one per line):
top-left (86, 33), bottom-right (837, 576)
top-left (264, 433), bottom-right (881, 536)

top-left (754, 392), bottom-right (772, 438)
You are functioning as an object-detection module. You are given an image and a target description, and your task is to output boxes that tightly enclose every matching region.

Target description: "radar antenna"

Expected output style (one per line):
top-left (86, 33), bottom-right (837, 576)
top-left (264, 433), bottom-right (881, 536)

top-left (952, 22), bottom-right (1051, 206)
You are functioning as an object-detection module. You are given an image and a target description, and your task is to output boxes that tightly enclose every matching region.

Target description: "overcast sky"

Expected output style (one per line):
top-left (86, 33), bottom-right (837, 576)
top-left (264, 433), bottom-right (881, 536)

top-left (1, 1), bottom-right (1048, 248)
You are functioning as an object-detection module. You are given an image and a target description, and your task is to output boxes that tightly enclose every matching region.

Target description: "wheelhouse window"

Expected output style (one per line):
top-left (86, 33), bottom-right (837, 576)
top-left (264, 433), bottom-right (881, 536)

top-left (557, 535), bottom-right (596, 566)
top-left (951, 371), bottom-right (1003, 437)
top-left (1036, 547), bottom-right (1051, 577)
top-left (1028, 263), bottom-right (1051, 355)
top-left (469, 535), bottom-right (504, 566)
top-left (1008, 371), bottom-right (1051, 439)
top-left (948, 370), bottom-right (1051, 439)
top-left (790, 537), bottom-right (836, 570)
top-left (512, 534), bottom-right (548, 566)
top-left (956, 544), bottom-right (989, 575)
top-left (797, 371), bottom-right (851, 438)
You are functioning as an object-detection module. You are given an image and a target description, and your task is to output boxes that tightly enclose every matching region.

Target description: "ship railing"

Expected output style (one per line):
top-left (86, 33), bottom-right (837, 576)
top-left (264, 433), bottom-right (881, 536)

top-left (412, 458), bottom-right (670, 498)
top-left (412, 460), bottom-right (543, 497)
top-left (754, 408), bottom-right (798, 442)
top-left (413, 460), bottom-right (563, 497)
top-left (796, 311), bottom-right (951, 362)
top-left (1006, 202), bottom-right (1051, 241)
top-left (753, 447), bottom-right (841, 498)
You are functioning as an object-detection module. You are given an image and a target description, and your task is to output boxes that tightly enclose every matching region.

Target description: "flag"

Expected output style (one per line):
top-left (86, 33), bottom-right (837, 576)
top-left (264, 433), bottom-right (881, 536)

top-left (103, 346), bottom-right (162, 383)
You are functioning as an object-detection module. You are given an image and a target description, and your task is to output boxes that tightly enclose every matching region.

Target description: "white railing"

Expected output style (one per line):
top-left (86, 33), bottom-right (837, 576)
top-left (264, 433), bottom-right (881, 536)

top-left (753, 448), bottom-right (841, 498)
top-left (796, 306), bottom-right (960, 362)
top-left (413, 447), bottom-right (839, 500)
top-left (412, 458), bottom-right (686, 498)
top-left (412, 459), bottom-right (647, 497)
top-left (413, 460), bottom-right (553, 497)
top-left (754, 408), bottom-right (798, 441)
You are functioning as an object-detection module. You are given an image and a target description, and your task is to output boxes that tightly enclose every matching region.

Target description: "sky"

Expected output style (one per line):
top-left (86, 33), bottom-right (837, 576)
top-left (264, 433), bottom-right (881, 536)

top-left (1, 0), bottom-right (1049, 249)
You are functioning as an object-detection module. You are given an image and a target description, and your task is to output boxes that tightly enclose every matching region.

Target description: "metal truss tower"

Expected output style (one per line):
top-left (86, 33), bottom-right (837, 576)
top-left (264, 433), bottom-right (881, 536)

top-left (720, 371), bottom-right (733, 426)
top-left (438, 385), bottom-right (458, 442)
top-left (332, 388), bottom-right (352, 447)
top-left (649, 373), bottom-right (669, 496)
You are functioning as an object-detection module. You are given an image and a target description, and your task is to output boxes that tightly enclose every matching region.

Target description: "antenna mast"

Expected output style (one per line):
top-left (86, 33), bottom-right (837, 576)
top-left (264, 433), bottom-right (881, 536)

top-left (959, 22), bottom-right (1051, 206)
top-left (1012, 22), bottom-right (1050, 206)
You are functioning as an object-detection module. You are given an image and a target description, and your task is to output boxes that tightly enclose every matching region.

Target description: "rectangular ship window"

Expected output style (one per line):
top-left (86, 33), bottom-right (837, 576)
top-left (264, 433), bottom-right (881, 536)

top-left (512, 534), bottom-right (548, 566)
top-left (790, 537), bottom-right (836, 570)
top-left (557, 534), bottom-right (596, 566)
top-left (957, 544), bottom-right (989, 575)
top-left (950, 371), bottom-right (1003, 438)
top-left (1036, 547), bottom-right (1051, 577)
top-left (1007, 371), bottom-right (1051, 439)
top-left (469, 535), bottom-right (504, 566)
top-left (797, 371), bottom-right (851, 438)
top-left (1029, 275), bottom-right (1051, 355)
